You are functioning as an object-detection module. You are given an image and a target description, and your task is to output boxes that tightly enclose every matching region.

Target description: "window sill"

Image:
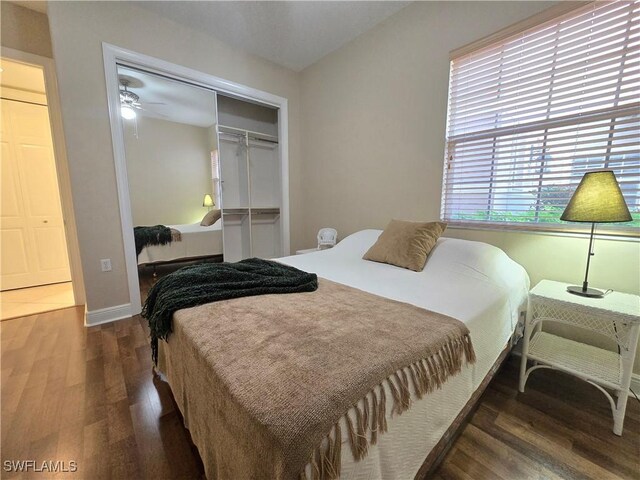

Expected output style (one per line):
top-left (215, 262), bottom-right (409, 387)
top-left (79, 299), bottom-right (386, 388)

top-left (445, 222), bottom-right (640, 242)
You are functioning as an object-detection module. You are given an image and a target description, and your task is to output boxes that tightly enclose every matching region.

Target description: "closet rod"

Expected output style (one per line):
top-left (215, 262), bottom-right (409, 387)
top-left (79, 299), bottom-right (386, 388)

top-left (218, 124), bottom-right (278, 139)
top-left (218, 131), bottom-right (279, 145)
top-left (218, 124), bottom-right (279, 144)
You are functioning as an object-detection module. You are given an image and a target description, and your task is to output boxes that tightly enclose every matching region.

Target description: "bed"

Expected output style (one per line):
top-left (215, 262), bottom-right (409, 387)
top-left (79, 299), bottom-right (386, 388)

top-left (136, 219), bottom-right (223, 266)
top-left (157, 229), bottom-right (530, 479)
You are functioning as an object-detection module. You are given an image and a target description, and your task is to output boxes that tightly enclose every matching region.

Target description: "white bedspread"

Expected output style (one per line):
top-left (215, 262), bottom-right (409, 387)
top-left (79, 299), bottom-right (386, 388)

top-left (279, 230), bottom-right (529, 480)
top-left (137, 219), bottom-right (223, 265)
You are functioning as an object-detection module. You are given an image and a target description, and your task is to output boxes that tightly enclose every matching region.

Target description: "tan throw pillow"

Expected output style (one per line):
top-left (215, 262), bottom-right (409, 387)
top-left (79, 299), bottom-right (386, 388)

top-left (200, 209), bottom-right (221, 226)
top-left (363, 220), bottom-right (447, 272)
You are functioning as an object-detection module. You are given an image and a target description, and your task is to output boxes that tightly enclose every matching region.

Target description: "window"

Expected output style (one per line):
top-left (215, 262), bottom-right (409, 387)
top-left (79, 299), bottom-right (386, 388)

top-left (442, 1), bottom-right (640, 232)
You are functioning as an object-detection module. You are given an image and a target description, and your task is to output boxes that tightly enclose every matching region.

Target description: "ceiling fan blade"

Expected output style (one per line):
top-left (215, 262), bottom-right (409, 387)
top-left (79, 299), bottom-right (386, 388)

top-left (137, 107), bottom-right (168, 118)
top-left (144, 102), bottom-right (167, 105)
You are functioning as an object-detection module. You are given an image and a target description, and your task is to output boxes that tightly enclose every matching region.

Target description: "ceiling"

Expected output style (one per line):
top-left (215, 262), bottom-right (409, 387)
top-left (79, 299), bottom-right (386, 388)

top-left (117, 65), bottom-right (217, 128)
top-left (12, 1), bottom-right (410, 71)
top-left (133, 1), bottom-right (411, 71)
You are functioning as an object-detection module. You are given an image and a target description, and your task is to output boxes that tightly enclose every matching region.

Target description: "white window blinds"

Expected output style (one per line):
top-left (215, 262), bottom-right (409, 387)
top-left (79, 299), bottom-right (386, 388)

top-left (442, 0), bottom-right (640, 231)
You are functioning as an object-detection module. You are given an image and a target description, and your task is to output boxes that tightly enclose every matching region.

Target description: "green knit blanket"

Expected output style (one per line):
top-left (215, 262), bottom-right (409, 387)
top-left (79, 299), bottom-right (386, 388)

top-left (134, 225), bottom-right (173, 256)
top-left (142, 258), bottom-right (318, 364)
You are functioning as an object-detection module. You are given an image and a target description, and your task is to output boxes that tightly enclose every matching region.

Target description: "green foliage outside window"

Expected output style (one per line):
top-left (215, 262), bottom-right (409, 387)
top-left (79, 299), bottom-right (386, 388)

top-left (452, 185), bottom-right (640, 228)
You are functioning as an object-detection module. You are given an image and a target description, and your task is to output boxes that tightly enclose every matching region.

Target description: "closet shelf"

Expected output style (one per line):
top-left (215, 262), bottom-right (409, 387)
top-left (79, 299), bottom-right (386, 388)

top-left (222, 208), bottom-right (250, 215)
top-left (251, 208), bottom-right (280, 215)
top-left (218, 124), bottom-right (278, 144)
top-left (222, 207), bottom-right (280, 215)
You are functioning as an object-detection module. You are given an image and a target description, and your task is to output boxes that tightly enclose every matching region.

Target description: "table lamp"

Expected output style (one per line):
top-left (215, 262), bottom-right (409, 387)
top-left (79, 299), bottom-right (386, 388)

top-left (560, 170), bottom-right (632, 298)
top-left (203, 194), bottom-right (214, 211)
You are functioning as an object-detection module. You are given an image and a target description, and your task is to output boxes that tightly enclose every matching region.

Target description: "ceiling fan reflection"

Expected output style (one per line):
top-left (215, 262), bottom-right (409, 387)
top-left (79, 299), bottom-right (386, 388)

top-left (119, 78), bottom-right (167, 120)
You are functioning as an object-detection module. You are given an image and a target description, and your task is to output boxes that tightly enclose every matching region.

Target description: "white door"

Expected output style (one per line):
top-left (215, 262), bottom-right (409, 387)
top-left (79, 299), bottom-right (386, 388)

top-left (1, 99), bottom-right (71, 290)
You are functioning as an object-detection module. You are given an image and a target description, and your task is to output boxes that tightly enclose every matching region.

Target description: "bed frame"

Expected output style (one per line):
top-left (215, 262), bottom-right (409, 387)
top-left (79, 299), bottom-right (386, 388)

top-left (139, 254), bottom-right (224, 276)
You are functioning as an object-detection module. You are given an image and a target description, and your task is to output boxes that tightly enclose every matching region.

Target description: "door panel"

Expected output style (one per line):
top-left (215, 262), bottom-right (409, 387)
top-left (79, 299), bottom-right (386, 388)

top-left (1, 141), bottom-right (23, 219)
top-left (1, 99), bottom-right (71, 290)
top-left (0, 229), bottom-right (30, 275)
top-left (11, 100), bottom-right (52, 145)
top-left (33, 227), bottom-right (69, 271)
top-left (19, 145), bottom-right (63, 218)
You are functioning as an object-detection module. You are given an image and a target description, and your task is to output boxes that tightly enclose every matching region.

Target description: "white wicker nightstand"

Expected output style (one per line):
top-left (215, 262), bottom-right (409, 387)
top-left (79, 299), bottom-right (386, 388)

top-left (519, 280), bottom-right (640, 436)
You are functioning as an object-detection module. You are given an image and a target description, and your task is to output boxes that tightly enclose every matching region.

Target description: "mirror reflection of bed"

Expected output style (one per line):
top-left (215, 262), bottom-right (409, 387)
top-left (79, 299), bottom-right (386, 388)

top-left (135, 218), bottom-right (223, 303)
top-left (118, 65), bottom-right (223, 298)
top-left (119, 65), bottom-right (283, 301)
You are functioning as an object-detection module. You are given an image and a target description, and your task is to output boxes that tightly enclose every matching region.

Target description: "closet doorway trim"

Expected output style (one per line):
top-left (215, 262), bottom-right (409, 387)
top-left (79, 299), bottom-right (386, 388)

top-left (102, 43), bottom-right (290, 316)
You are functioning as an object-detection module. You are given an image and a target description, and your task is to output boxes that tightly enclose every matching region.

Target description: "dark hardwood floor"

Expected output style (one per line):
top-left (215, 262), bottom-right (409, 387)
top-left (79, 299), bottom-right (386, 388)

top-left (1, 306), bottom-right (638, 479)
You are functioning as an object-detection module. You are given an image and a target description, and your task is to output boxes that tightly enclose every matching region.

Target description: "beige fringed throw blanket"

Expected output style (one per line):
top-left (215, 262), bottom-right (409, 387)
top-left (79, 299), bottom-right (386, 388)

top-left (160, 279), bottom-right (475, 480)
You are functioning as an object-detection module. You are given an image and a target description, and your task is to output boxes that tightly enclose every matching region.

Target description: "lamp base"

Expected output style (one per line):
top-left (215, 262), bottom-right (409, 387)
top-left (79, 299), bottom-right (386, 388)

top-left (566, 285), bottom-right (604, 298)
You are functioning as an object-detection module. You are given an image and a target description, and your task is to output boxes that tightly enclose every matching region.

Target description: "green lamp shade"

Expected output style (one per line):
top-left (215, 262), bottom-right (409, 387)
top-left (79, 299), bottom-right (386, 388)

top-left (203, 194), bottom-right (214, 208)
top-left (560, 170), bottom-right (632, 223)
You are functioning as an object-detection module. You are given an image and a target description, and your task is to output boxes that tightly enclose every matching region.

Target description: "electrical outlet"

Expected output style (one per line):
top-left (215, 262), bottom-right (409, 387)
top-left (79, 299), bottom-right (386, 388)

top-left (100, 259), bottom-right (112, 272)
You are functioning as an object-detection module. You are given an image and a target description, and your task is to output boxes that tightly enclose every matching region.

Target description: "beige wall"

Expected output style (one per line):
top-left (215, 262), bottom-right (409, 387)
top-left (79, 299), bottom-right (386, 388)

top-left (445, 228), bottom-right (639, 295)
top-left (124, 116), bottom-right (212, 226)
top-left (47, 1), bottom-right (302, 311)
top-left (1, 2), bottom-right (52, 58)
top-left (299, 2), bottom-right (640, 370)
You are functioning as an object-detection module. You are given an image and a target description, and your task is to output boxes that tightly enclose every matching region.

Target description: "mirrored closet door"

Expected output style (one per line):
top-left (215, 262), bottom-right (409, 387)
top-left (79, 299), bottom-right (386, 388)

top-left (115, 66), bottom-right (286, 271)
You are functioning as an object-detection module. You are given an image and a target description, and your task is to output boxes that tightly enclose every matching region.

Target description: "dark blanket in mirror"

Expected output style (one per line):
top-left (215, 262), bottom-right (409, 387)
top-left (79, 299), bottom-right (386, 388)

top-left (134, 225), bottom-right (174, 256)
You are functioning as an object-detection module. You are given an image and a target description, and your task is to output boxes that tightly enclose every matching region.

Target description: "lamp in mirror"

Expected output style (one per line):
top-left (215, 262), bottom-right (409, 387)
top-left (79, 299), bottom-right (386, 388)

top-left (203, 194), bottom-right (215, 211)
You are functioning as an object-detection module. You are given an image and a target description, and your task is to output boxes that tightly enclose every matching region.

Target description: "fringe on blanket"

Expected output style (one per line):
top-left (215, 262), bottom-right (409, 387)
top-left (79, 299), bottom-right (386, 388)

top-left (300, 333), bottom-right (476, 480)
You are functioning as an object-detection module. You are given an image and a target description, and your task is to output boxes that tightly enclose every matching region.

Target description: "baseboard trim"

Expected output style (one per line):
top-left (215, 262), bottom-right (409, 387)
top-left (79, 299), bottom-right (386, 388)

top-left (511, 349), bottom-right (640, 399)
top-left (85, 303), bottom-right (132, 326)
